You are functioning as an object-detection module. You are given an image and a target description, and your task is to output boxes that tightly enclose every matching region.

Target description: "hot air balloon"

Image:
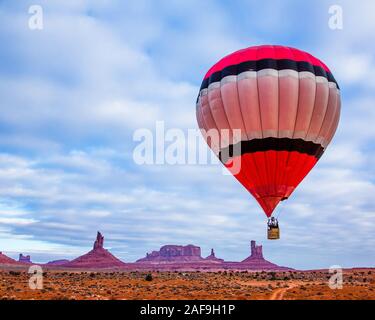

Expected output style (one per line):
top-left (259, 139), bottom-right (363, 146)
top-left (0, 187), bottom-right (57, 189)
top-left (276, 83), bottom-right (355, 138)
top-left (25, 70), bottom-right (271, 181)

top-left (196, 45), bottom-right (341, 239)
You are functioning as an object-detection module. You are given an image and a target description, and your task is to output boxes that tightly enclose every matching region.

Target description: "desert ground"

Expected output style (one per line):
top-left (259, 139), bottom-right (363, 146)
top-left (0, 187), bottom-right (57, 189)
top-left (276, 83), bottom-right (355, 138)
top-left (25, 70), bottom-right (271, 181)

top-left (0, 267), bottom-right (373, 300)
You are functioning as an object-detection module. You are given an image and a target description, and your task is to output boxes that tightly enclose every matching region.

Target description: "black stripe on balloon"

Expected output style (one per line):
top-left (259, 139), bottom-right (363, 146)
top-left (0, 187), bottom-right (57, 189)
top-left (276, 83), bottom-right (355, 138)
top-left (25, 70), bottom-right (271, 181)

top-left (219, 138), bottom-right (325, 164)
top-left (199, 58), bottom-right (339, 92)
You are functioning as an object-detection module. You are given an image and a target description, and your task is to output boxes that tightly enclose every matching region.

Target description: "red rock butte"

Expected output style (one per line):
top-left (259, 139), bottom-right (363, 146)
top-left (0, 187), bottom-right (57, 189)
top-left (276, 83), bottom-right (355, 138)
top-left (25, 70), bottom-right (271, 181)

top-left (133, 240), bottom-right (290, 271)
top-left (0, 232), bottom-right (292, 271)
top-left (18, 254), bottom-right (32, 264)
top-left (62, 232), bottom-right (126, 269)
top-left (0, 251), bottom-right (19, 265)
top-left (136, 244), bottom-right (224, 264)
top-left (205, 249), bottom-right (224, 263)
top-left (238, 240), bottom-right (284, 269)
top-left (46, 259), bottom-right (70, 266)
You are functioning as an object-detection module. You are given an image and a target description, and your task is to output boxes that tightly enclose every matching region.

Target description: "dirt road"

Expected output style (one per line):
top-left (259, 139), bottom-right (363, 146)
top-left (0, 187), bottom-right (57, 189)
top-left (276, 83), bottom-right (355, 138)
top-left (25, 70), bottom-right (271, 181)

top-left (269, 285), bottom-right (297, 300)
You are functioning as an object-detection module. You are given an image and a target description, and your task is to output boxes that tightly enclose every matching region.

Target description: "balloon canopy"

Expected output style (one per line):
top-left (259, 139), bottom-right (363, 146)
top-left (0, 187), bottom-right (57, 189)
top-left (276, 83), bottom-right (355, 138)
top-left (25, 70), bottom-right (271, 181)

top-left (196, 45), bottom-right (341, 217)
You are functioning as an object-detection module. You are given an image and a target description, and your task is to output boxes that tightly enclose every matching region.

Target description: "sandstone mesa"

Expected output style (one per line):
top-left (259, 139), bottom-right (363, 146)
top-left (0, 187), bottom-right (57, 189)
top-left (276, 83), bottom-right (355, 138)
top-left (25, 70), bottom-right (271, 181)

top-left (0, 232), bottom-right (291, 271)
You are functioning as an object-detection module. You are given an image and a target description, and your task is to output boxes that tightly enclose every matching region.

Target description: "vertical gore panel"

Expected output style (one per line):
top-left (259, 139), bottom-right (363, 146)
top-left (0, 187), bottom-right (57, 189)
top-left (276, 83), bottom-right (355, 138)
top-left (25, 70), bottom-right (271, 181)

top-left (207, 86), bottom-right (232, 149)
top-left (293, 73), bottom-right (316, 140)
top-left (324, 93), bottom-right (341, 147)
top-left (220, 80), bottom-right (248, 143)
top-left (315, 86), bottom-right (339, 146)
top-left (278, 71), bottom-right (299, 138)
top-left (196, 101), bottom-right (205, 131)
top-left (237, 72), bottom-right (263, 140)
top-left (197, 98), bottom-right (216, 153)
top-left (200, 93), bottom-right (221, 154)
top-left (257, 71), bottom-right (279, 138)
top-left (306, 79), bottom-right (329, 142)
top-left (201, 93), bottom-right (220, 133)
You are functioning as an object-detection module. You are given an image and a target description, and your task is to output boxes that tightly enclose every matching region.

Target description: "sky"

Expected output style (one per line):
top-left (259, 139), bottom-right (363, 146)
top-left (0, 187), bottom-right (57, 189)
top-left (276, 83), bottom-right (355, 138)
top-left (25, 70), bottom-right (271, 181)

top-left (0, 0), bottom-right (374, 270)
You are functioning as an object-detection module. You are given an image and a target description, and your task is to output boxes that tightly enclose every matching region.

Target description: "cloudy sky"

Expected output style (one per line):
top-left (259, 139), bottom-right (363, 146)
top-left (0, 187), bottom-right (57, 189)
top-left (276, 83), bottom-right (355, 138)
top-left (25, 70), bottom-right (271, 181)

top-left (0, 0), bottom-right (374, 269)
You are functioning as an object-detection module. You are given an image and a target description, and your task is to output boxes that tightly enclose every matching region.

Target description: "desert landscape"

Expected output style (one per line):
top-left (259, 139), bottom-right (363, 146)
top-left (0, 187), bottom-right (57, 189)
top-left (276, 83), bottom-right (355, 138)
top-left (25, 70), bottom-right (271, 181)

top-left (0, 232), bottom-right (374, 300)
top-left (0, 268), bottom-right (373, 300)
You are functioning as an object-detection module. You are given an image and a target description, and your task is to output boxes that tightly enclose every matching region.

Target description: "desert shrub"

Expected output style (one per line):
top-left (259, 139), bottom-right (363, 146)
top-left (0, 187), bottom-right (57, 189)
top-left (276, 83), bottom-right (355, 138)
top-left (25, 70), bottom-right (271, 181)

top-left (145, 273), bottom-right (153, 281)
top-left (53, 295), bottom-right (70, 300)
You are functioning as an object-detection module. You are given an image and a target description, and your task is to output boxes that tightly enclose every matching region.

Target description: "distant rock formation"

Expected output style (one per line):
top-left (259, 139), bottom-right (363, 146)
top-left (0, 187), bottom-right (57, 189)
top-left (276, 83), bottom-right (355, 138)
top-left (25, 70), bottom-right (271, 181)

top-left (0, 252), bottom-right (19, 265)
top-left (137, 244), bottom-right (204, 263)
top-left (238, 240), bottom-right (288, 270)
top-left (242, 240), bottom-right (264, 261)
top-left (2, 237), bottom-right (291, 271)
top-left (63, 232), bottom-right (125, 268)
top-left (205, 249), bottom-right (224, 263)
top-left (18, 254), bottom-right (32, 264)
top-left (46, 259), bottom-right (70, 266)
top-left (135, 240), bottom-right (290, 271)
top-left (93, 232), bottom-right (104, 250)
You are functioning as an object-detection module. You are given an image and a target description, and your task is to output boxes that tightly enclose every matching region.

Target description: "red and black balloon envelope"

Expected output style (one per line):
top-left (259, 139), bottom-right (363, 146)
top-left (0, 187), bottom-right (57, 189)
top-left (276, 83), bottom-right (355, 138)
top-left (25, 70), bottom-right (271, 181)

top-left (196, 45), bottom-right (341, 218)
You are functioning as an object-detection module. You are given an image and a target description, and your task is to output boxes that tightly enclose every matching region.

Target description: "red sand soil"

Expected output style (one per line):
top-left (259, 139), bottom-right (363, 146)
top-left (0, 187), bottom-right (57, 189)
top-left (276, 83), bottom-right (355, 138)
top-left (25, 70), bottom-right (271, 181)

top-left (0, 267), bottom-right (373, 300)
